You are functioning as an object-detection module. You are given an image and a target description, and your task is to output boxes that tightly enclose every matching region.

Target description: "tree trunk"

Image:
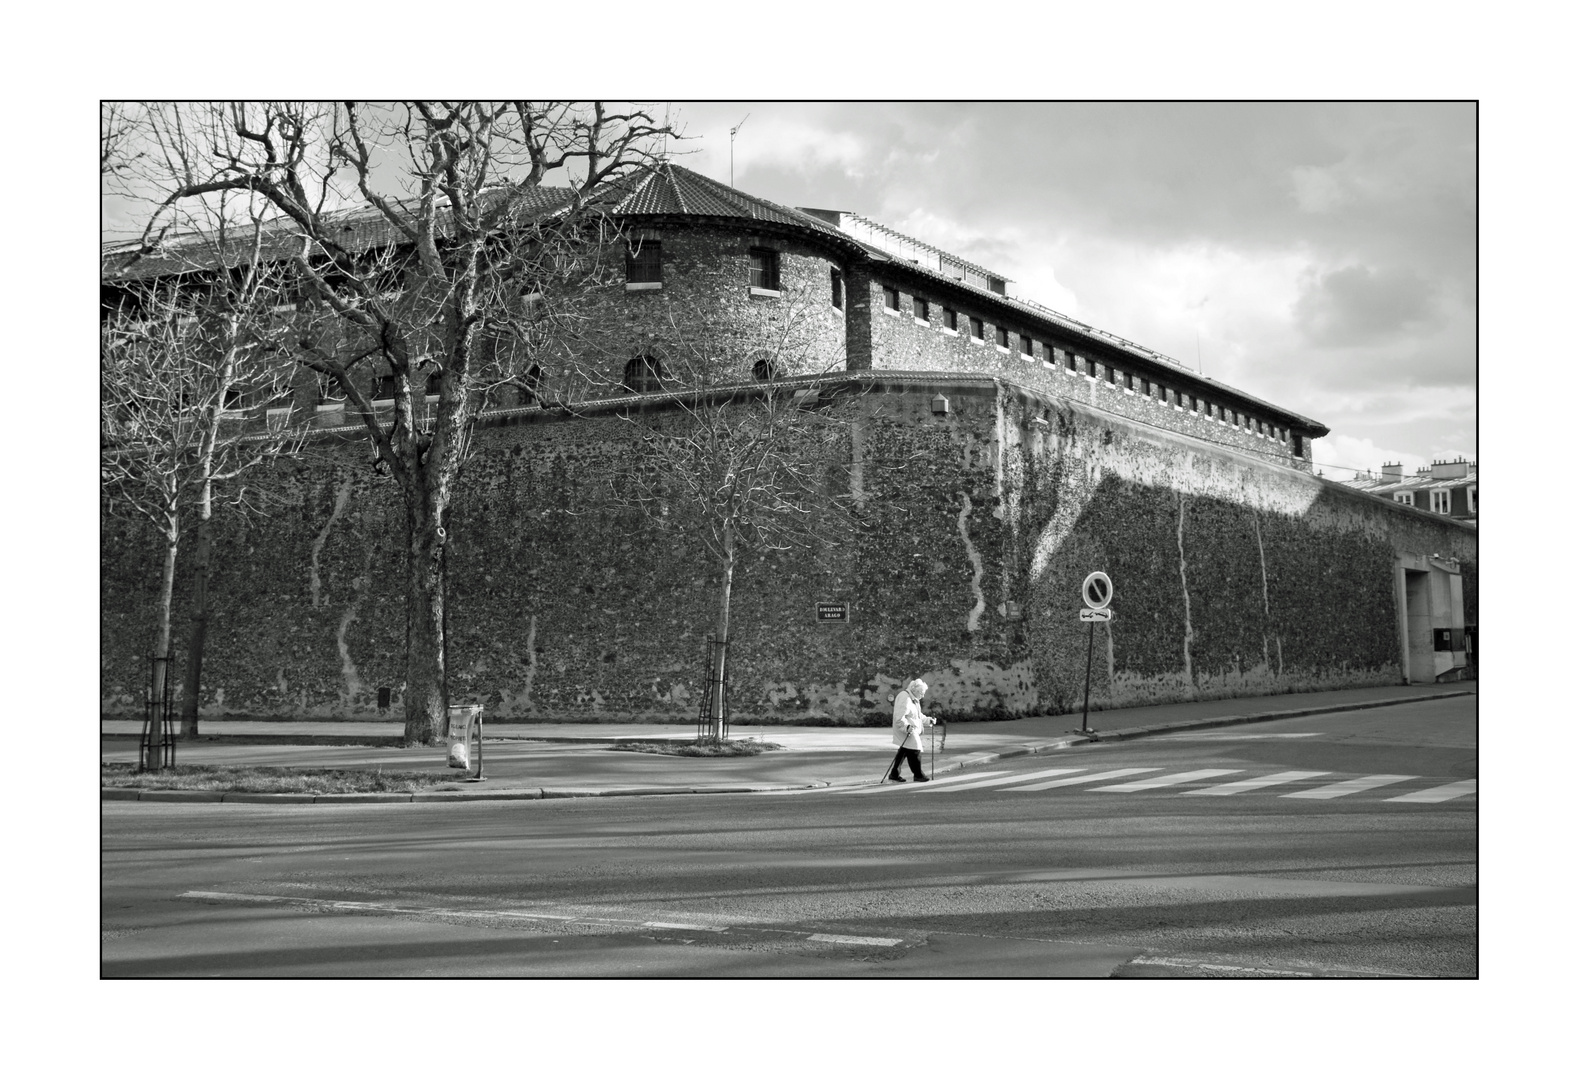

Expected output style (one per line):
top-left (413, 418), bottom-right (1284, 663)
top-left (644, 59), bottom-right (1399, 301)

top-left (179, 492), bottom-right (213, 739)
top-left (403, 504), bottom-right (448, 746)
top-left (708, 531), bottom-right (735, 742)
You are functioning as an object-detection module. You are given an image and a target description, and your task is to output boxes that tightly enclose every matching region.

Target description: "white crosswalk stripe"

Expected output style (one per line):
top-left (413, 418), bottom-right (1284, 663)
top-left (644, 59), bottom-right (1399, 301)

top-left (1090, 768), bottom-right (1242, 792)
top-left (1281, 775), bottom-right (1416, 800)
top-left (862, 770), bottom-right (1010, 793)
top-left (1385, 779), bottom-right (1477, 803)
top-left (1183, 770), bottom-right (1332, 796)
top-left (933, 767), bottom-right (1087, 792)
top-left (860, 764), bottom-right (1472, 803)
top-left (1002, 767), bottom-right (1161, 791)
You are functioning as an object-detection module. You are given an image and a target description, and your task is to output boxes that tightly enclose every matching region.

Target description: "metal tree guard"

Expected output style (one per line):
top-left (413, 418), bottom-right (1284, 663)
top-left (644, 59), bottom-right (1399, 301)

top-left (140, 655), bottom-right (176, 772)
top-left (697, 633), bottom-right (731, 743)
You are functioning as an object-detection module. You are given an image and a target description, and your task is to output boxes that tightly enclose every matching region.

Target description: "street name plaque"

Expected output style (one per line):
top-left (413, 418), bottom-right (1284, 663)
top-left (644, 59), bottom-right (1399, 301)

top-left (816, 602), bottom-right (850, 623)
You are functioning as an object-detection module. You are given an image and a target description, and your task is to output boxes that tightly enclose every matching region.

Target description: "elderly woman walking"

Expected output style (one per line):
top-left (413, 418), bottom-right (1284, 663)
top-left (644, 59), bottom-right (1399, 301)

top-left (889, 678), bottom-right (937, 782)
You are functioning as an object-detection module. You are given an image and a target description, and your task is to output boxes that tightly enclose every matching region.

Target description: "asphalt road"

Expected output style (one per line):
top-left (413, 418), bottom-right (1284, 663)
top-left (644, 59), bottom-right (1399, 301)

top-left (101, 696), bottom-right (1476, 977)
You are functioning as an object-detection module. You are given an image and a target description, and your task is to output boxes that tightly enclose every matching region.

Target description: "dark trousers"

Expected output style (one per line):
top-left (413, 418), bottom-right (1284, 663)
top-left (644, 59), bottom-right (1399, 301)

top-left (890, 747), bottom-right (926, 779)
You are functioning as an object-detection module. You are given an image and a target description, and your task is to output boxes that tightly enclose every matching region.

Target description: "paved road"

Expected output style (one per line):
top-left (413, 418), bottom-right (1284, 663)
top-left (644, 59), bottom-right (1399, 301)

top-left (101, 696), bottom-right (1475, 977)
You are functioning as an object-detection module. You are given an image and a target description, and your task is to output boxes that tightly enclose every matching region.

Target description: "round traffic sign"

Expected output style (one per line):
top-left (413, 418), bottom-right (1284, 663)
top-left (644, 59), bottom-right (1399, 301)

top-left (1081, 571), bottom-right (1113, 611)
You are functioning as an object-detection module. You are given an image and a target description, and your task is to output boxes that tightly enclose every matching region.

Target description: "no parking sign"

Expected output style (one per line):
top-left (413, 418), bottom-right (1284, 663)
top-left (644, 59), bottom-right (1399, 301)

top-left (1077, 572), bottom-right (1113, 732)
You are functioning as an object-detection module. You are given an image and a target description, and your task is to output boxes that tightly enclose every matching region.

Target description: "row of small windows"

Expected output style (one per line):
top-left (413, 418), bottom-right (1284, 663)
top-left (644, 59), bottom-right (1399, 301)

top-left (882, 285), bottom-right (1294, 446)
top-left (621, 354), bottom-right (781, 394)
top-left (624, 241), bottom-right (781, 293)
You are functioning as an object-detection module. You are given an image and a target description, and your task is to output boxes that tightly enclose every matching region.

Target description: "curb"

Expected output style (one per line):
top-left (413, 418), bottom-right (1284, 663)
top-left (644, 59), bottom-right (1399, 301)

top-left (100, 781), bottom-right (830, 804)
top-left (100, 688), bottom-right (1471, 804)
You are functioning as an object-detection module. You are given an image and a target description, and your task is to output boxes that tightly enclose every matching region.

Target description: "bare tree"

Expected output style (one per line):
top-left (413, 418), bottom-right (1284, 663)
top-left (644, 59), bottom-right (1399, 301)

top-left (101, 221), bottom-right (301, 756)
top-left (109, 101), bottom-right (674, 745)
top-left (610, 288), bottom-right (863, 740)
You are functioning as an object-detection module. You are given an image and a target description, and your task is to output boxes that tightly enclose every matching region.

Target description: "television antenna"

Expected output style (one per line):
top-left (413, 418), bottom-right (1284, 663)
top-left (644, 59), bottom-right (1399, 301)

top-left (729, 113), bottom-right (750, 187)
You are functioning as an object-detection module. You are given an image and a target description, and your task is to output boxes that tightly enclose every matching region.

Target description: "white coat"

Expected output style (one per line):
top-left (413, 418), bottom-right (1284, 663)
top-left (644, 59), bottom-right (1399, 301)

top-left (892, 689), bottom-right (934, 749)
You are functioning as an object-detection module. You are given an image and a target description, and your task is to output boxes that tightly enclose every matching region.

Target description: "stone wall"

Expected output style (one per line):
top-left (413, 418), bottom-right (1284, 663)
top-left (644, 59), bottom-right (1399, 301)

top-left (100, 377), bottom-right (1475, 724)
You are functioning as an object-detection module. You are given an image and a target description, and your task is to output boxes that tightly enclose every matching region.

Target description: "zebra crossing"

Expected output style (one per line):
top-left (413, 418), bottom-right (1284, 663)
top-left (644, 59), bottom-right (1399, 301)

top-left (865, 764), bottom-right (1476, 803)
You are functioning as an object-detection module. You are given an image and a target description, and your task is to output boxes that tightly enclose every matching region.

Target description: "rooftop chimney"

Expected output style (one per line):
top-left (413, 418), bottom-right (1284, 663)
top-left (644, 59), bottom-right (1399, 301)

top-left (1381, 462), bottom-right (1403, 483)
top-left (1430, 458), bottom-right (1470, 480)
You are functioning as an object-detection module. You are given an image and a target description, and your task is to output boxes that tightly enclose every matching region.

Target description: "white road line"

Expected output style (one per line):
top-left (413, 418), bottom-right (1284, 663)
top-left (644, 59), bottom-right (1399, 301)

top-left (1281, 774), bottom-right (1417, 800)
top-left (862, 770), bottom-right (1010, 792)
top-left (1385, 779), bottom-right (1477, 803)
top-left (1003, 767), bottom-right (1161, 792)
top-left (807, 933), bottom-right (904, 947)
top-left (1091, 769), bottom-right (1242, 793)
top-left (934, 768), bottom-right (1087, 792)
top-left (1128, 956), bottom-right (1316, 977)
top-left (1183, 771), bottom-right (1332, 796)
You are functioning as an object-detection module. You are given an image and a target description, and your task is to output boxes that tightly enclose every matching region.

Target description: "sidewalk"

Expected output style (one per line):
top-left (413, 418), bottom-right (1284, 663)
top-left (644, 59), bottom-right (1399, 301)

top-left (101, 681), bottom-right (1475, 803)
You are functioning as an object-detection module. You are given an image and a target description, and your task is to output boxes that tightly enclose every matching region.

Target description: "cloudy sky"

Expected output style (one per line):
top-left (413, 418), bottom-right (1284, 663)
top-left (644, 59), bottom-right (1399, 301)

top-left (665, 102), bottom-right (1475, 479)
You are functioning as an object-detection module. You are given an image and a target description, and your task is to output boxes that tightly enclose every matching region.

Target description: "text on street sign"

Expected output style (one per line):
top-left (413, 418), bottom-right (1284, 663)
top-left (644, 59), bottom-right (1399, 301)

top-left (816, 602), bottom-right (850, 623)
top-left (1079, 608), bottom-right (1113, 622)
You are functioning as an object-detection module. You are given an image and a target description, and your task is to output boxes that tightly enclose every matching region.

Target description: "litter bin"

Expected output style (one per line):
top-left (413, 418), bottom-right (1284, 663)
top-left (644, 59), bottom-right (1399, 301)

top-left (446, 704), bottom-right (484, 781)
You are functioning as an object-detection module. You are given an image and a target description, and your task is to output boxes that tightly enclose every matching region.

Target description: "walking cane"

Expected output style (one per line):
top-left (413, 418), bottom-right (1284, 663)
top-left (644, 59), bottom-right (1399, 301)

top-left (879, 744), bottom-right (905, 784)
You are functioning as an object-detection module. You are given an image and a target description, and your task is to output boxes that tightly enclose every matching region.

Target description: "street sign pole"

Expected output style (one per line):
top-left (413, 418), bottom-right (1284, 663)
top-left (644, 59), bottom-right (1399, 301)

top-left (1080, 618), bottom-right (1095, 733)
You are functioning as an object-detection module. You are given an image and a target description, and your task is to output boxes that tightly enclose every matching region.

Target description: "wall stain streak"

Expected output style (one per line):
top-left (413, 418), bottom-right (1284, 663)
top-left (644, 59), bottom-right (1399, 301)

top-left (1177, 493), bottom-right (1195, 690)
top-left (1250, 510), bottom-right (1283, 676)
top-left (336, 550), bottom-right (371, 708)
top-left (310, 475), bottom-right (354, 609)
top-left (958, 492), bottom-right (986, 632)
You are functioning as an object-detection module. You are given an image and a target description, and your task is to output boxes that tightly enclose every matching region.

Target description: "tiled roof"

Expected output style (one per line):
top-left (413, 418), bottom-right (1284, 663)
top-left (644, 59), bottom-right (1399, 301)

top-left (102, 185), bottom-right (576, 281)
top-left (1342, 469), bottom-right (1477, 495)
top-left (594, 162), bottom-right (854, 245)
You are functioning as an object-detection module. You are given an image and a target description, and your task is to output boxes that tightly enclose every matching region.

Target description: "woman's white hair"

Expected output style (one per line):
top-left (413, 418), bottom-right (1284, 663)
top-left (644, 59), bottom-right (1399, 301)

top-left (906, 679), bottom-right (928, 696)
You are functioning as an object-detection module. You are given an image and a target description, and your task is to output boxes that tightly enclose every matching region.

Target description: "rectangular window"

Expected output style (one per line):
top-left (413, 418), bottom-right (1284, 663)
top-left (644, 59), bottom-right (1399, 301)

top-left (1020, 334), bottom-right (1034, 357)
top-left (914, 296), bottom-right (930, 322)
top-left (883, 285), bottom-right (899, 311)
top-left (1086, 357), bottom-right (1097, 378)
top-left (1430, 489), bottom-right (1452, 514)
top-left (1467, 486), bottom-right (1476, 514)
top-left (1106, 365), bottom-right (1117, 384)
top-left (749, 247), bottom-right (780, 291)
top-left (625, 240), bottom-right (662, 285)
top-left (1065, 350), bottom-right (1077, 372)
top-left (1123, 372), bottom-right (1134, 390)
top-left (969, 316), bottom-right (984, 341)
top-left (943, 308), bottom-right (958, 331)
top-left (995, 326), bottom-right (1009, 349)
top-left (831, 268), bottom-right (843, 309)
top-left (1393, 491), bottom-right (1416, 507)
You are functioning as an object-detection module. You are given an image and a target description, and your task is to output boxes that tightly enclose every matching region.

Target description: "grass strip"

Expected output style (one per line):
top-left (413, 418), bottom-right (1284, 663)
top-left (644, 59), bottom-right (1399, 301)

top-left (101, 762), bottom-right (453, 794)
